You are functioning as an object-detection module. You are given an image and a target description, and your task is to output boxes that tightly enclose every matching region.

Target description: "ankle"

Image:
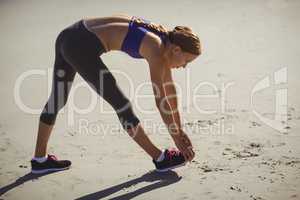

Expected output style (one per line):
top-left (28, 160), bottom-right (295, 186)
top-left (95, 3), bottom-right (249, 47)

top-left (32, 155), bottom-right (48, 163)
top-left (153, 149), bottom-right (164, 161)
top-left (34, 153), bottom-right (47, 157)
top-left (155, 150), bottom-right (166, 162)
top-left (34, 149), bottom-right (47, 158)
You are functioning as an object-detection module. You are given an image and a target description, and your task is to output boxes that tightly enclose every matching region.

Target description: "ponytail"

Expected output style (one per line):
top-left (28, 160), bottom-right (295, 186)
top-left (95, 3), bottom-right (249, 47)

top-left (132, 17), bottom-right (201, 55)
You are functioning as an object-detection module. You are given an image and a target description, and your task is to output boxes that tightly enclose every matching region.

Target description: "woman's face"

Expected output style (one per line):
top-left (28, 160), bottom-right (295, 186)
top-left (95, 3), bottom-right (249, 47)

top-left (167, 45), bottom-right (198, 69)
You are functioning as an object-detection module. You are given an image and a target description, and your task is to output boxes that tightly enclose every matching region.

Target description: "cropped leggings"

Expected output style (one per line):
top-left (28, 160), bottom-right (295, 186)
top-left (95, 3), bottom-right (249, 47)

top-left (40, 20), bottom-right (140, 130)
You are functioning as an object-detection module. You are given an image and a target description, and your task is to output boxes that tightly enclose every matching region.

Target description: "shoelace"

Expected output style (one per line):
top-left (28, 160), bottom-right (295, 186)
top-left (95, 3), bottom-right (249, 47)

top-left (166, 149), bottom-right (181, 160)
top-left (48, 154), bottom-right (58, 161)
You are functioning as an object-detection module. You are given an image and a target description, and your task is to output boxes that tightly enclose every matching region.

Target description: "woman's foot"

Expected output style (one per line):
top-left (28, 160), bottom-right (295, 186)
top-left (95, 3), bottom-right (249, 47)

top-left (152, 149), bottom-right (186, 172)
top-left (31, 154), bottom-right (71, 174)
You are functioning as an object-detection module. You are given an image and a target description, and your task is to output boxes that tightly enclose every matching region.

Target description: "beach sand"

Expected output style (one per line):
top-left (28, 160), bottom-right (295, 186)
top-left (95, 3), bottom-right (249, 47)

top-left (0, 0), bottom-right (300, 199)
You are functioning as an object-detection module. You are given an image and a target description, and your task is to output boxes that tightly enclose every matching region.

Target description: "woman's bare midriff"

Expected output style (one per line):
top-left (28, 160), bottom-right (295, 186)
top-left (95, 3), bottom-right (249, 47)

top-left (83, 16), bottom-right (132, 52)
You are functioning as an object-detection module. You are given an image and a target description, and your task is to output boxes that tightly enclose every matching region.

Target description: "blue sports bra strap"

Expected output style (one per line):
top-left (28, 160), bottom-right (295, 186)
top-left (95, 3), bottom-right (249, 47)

top-left (121, 17), bottom-right (147, 58)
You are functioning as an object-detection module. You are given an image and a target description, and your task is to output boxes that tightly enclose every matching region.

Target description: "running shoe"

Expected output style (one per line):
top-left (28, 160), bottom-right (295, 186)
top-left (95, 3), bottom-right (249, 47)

top-left (153, 149), bottom-right (186, 172)
top-left (31, 154), bottom-right (71, 174)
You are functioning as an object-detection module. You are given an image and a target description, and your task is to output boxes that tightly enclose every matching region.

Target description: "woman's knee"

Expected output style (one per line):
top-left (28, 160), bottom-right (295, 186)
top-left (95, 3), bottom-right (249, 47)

top-left (39, 95), bottom-right (68, 125)
top-left (39, 108), bottom-right (57, 125)
top-left (116, 107), bottom-right (140, 131)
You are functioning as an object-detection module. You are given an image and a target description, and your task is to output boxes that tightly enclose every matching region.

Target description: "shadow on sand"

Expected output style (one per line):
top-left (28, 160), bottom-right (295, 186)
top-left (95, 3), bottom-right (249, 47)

top-left (0, 171), bottom-right (57, 197)
top-left (0, 170), bottom-right (181, 200)
top-left (75, 170), bottom-right (182, 200)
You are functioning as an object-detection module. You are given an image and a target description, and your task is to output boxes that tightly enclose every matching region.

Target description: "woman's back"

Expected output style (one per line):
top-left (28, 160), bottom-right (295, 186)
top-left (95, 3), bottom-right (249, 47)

top-left (83, 15), bottom-right (166, 59)
top-left (84, 15), bottom-right (134, 52)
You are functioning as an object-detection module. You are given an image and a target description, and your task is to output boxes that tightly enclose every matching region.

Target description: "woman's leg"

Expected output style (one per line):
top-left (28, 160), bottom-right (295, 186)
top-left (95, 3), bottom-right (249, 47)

top-left (127, 123), bottom-right (162, 160)
top-left (34, 121), bottom-right (54, 157)
top-left (34, 37), bottom-right (76, 157)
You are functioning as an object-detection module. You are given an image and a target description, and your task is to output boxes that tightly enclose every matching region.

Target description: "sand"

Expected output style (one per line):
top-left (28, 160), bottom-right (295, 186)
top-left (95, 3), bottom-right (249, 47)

top-left (0, 0), bottom-right (300, 199)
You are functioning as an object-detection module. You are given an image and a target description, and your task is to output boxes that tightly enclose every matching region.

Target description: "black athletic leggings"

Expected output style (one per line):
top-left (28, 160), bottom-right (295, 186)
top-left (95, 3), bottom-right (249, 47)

top-left (40, 20), bottom-right (140, 130)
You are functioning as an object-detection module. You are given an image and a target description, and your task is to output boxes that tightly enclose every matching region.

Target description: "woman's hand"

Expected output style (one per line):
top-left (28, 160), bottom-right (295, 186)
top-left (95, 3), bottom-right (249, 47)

top-left (171, 130), bottom-right (195, 162)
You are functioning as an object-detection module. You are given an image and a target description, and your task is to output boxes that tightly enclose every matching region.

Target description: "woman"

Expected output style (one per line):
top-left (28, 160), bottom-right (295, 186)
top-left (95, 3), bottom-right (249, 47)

top-left (31, 14), bottom-right (201, 174)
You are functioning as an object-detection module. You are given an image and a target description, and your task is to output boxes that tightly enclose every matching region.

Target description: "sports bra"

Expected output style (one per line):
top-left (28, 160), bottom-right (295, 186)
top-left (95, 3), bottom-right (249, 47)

top-left (121, 16), bottom-right (167, 58)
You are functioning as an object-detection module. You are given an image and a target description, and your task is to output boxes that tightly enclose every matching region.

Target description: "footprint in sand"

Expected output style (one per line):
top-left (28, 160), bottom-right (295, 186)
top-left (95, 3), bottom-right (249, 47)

top-left (234, 150), bottom-right (259, 158)
top-left (198, 164), bottom-right (230, 173)
top-left (260, 159), bottom-right (282, 169)
top-left (184, 119), bottom-right (220, 128)
top-left (250, 195), bottom-right (265, 200)
top-left (248, 142), bottom-right (263, 149)
top-left (230, 185), bottom-right (242, 192)
top-left (257, 175), bottom-right (267, 181)
top-left (191, 160), bottom-right (230, 173)
top-left (285, 160), bottom-right (300, 167)
top-left (249, 121), bottom-right (262, 128)
top-left (200, 165), bottom-right (213, 173)
top-left (260, 156), bottom-right (300, 169)
top-left (223, 144), bottom-right (260, 159)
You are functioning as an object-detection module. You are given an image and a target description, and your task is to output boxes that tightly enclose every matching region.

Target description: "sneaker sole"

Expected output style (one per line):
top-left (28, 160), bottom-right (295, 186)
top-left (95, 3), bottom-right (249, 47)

top-left (155, 162), bottom-right (186, 172)
top-left (31, 166), bottom-right (70, 174)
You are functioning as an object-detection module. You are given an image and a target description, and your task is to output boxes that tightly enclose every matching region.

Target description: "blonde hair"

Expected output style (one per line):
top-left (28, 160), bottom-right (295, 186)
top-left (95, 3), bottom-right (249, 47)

top-left (133, 17), bottom-right (201, 55)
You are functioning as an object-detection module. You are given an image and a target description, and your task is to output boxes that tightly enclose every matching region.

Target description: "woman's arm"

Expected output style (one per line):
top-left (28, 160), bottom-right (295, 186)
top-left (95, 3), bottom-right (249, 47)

top-left (163, 69), bottom-right (195, 160)
top-left (162, 69), bottom-right (182, 133)
top-left (148, 59), bottom-right (176, 132)
top-left (148, 59), bottom-right (194, 161)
